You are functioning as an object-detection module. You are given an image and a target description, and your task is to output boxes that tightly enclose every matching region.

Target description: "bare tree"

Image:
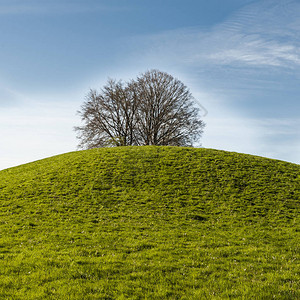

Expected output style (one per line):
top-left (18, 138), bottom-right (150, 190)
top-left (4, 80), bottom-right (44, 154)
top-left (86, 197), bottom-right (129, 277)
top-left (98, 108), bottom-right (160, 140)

top-left (131, 70), bottom-right (204, 146)
top-left (75, 70), bottom-right (205, 149)
top-left (75, 79), bottom-right (138, 148)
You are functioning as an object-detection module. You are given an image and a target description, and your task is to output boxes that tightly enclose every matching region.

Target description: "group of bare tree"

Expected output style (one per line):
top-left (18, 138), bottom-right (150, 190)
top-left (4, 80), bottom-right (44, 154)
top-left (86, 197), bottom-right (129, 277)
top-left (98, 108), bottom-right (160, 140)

top-left (75, 70), bottom-right (205, 149)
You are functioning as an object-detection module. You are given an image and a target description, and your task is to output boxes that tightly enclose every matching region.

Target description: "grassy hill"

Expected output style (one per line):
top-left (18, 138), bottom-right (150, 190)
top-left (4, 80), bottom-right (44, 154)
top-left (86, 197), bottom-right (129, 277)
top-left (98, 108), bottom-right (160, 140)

top-left (0, 146), bottom-right (299, 299)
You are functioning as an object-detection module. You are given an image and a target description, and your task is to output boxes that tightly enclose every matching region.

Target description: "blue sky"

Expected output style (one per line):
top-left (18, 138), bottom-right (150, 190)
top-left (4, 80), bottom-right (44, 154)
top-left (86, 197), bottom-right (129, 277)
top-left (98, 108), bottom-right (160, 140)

top-left (0, 0), bottom-right (299, 170)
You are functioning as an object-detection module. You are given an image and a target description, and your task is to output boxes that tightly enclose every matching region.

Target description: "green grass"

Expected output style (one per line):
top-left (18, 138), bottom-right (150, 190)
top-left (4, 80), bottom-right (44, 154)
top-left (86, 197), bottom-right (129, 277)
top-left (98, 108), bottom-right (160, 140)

top-left (0, 146), bottom-right (299, 299)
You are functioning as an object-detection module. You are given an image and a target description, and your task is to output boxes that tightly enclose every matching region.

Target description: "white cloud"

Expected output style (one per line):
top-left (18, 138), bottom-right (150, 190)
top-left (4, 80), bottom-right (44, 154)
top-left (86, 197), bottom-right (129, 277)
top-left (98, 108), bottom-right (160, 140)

top-left (1, 0), bottom-right (299, 169)
top-left (129, 0), bottom-right (300, 70)
top-left (119, 0), bottom-right (300, 164)
top-left (209, 38), bottom-right (300, 67)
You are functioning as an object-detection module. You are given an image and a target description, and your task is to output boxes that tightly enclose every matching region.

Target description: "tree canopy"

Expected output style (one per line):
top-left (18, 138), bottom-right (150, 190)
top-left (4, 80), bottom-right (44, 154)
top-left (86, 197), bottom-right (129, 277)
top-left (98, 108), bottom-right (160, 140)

top-left (75, 70), bottom-right (205, 148)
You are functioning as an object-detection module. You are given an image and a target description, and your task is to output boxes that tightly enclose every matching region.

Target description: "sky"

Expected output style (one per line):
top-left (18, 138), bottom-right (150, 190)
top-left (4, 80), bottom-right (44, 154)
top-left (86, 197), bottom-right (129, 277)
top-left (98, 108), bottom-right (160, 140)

top-left (0, 0), bottom-right (299, 170)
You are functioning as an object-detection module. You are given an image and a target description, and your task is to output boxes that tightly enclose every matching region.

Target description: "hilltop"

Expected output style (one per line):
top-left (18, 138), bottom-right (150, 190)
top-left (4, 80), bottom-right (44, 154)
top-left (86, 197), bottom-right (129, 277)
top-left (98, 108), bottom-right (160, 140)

top-left (0, 146), bottom-right (299, 299)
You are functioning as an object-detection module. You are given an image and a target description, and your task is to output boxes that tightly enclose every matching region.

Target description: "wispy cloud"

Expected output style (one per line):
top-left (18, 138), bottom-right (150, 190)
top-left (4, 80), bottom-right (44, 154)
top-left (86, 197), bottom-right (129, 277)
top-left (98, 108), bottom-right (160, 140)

top-left (130, 0), bottom-right (300, 70)
top-left (206, 0), bottom-right (300, 68)
top-left (209, 37), bottom-right (300, 67)
top-left (121, 0), bottom-right (300, 164)
top-left (1, 0), bottom-right (299, 169)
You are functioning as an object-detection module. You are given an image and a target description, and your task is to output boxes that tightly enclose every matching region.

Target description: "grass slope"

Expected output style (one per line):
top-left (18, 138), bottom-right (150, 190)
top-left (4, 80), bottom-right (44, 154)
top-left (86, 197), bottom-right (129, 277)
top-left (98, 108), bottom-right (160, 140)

top-left (0, 146), bottom-right (299, 299)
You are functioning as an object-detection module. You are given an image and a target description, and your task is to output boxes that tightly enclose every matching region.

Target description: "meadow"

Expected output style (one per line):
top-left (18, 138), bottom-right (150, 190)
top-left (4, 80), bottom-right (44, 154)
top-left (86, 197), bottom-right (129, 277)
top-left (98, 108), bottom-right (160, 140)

top-left (0, 146), bottom-right (299, 299)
